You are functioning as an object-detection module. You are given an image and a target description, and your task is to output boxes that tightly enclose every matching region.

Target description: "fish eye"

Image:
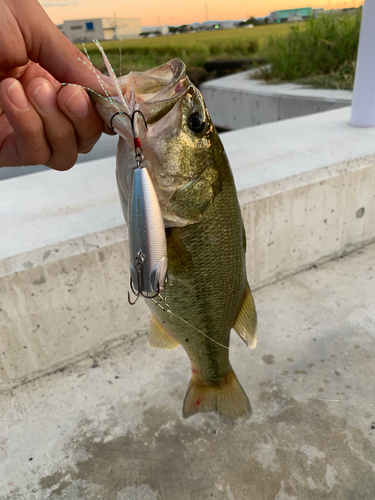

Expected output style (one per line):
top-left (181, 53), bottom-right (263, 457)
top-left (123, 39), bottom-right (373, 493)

top-left (188, 113), bottom-right (205, 134)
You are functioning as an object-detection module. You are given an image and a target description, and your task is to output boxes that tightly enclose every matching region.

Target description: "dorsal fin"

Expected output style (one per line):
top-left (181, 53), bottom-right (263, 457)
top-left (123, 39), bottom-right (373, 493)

top-left (148, 316), bottom-right (180, 350)
top-left (232, 281), bottom-right (257, 349)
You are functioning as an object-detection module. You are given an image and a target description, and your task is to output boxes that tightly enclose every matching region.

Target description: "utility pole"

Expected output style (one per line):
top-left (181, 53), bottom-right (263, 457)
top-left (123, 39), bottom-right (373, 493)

top-left (112, 12), bottom-right (117, 40)
top-left (351, 0), bottom-right (375, 126)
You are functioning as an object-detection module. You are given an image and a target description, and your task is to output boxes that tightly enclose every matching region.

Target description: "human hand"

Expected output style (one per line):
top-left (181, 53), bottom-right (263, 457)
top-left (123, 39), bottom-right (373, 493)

top-left (0, 0), bottom-right (114, 171)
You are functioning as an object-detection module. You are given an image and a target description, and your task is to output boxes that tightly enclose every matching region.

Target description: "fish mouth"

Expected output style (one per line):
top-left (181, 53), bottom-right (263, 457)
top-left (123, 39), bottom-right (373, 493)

top-left (90, 57), bottom-right (211, 228)
top-left (90, 59), bottom-right (190, 136)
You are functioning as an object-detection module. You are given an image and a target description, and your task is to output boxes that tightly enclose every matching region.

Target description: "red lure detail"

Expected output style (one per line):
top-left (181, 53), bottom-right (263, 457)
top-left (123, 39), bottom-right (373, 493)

top-left (134, 137), bottom-right (141, 149)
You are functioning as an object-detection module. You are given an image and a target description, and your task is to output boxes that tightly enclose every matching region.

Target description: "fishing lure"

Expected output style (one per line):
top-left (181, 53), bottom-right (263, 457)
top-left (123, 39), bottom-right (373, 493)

top-left (90, 39), bottom-right (168, 304)
top-left (111, 111), bottom-right (168, 304)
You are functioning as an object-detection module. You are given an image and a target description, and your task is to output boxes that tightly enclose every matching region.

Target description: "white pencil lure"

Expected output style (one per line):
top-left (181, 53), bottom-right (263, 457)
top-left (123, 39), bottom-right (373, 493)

top-left (91, 39), bottom-right (168, 304)
top-left (123, 111), bottom-right (168, 304)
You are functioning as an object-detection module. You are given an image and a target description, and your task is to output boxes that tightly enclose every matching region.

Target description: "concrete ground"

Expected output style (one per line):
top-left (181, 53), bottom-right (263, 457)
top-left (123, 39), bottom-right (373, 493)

top-left (1, 242), bottom-right (375, 500)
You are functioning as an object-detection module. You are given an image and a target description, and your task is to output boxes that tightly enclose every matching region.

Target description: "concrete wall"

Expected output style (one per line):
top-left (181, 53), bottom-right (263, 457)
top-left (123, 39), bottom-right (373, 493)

top-left (0, 232), bottom-right (149, 386)
top-left (241, 154), bottom-right (375, 289)
top-left (201, 70), bottom-right (352, 130)
top-left (1, 107), bottom-right (374, 389)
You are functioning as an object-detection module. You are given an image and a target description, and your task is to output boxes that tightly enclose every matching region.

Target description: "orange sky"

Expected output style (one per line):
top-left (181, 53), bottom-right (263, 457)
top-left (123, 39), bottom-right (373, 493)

top-left (39, 0), bottom-right (362, 27)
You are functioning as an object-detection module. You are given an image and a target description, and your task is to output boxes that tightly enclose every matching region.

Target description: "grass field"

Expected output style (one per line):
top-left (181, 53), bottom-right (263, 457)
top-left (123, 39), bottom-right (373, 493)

top-left (259, 11), bottom-right (360, 90)
top-left (78, 24), bottom-right (296, 83)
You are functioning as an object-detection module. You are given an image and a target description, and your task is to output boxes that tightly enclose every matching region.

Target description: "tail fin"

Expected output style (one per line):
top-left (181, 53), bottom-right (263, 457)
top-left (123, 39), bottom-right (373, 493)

top-left (182, 369), bottom-right (251, 423)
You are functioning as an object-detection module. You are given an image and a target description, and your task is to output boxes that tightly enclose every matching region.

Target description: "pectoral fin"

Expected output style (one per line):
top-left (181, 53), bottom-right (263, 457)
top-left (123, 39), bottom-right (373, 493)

top-left (233, 282), bottom-right (257, 349)
top-left (148, 317), bottom-right (180, 350)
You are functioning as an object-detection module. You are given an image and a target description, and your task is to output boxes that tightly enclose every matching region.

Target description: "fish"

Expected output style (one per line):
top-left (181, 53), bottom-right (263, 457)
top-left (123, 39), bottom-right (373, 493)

top-left (89, 58), bottom-right (257, 423)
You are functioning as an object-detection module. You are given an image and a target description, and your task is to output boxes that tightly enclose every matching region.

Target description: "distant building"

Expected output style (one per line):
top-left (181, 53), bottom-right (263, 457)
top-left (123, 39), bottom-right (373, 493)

top-left (219, 20), bottom-right (238, 29)
top-left (313, 8), bottom-right (325, 17)
top-left (269, 7), bottom-right (313, 23)
top-left (59, 18), bottom-right (142, 43)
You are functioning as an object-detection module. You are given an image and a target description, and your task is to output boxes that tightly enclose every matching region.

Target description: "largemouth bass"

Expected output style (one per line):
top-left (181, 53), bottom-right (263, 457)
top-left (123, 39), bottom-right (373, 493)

top-left (90, 59), bottom-right (257, 422)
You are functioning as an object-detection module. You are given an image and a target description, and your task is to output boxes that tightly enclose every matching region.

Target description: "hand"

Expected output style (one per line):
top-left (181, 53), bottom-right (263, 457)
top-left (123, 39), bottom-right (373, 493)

top-left (0, 0), bottom-right (114, 171)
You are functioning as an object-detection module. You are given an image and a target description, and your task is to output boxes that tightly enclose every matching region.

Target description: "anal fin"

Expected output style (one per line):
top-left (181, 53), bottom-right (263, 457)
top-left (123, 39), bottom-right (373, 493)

top-left (148, 316), bottom-right (180, 350)
top-left (233, 281), bottom-right (257, 349)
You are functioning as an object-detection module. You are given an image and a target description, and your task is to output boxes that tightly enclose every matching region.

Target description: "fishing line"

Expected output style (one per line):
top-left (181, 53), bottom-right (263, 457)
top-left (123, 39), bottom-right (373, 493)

top-left (150, 296), bottom-right (241, 353)
top-left (93, 38), bottom-right (130, 113)
top-left (119, 39), bottom-right (123, 77)
top-left (81, 42), bottom-right (91, 63)
top-left (67, 44), bottom-right (120, 113)
top-left (66, 40), bottom-right (134, 133)
top-left (78, 43), bottom-right (114, 102)
top-left (168, 310), bottom-right (240, 352)
top-left (89, 41), bottom-right (124, 111)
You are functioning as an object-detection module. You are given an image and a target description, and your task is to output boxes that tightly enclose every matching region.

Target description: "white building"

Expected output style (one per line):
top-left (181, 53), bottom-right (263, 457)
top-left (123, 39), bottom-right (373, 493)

top-left (220, 20), bottom-right (238, 29)
top-left (59, 18), bottom-right (142, 43)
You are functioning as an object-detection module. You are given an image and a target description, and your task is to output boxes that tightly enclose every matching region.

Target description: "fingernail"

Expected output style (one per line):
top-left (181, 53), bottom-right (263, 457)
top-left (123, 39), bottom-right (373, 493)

top-left (65, 90), bottom-right (89, 118)
top-left (32, 82), bottom-right (58, 114)
top-left (7, 81), bottom-right (29, 111)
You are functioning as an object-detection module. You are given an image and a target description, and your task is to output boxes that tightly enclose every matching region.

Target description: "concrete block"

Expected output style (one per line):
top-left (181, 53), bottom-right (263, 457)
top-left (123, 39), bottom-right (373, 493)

top-left (0, 236), bottom-right (150, 384)
top-left (201, 70), bottom-right (352, 130)
top-left (204, 88), bottom-right (280, 129)
top-left (240, 154), bottom-right (375, 288)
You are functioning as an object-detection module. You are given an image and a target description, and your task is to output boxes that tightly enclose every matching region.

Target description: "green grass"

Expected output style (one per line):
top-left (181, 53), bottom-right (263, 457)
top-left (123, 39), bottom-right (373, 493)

top-left (77, 24), bottom-right (295, 85)
top-left (257, 11), bottom-right (361, 89)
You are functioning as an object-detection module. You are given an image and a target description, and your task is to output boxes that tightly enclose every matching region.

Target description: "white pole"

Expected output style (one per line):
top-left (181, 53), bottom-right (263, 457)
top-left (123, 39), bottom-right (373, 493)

top-left (350, 0), bottom-right (375, 127)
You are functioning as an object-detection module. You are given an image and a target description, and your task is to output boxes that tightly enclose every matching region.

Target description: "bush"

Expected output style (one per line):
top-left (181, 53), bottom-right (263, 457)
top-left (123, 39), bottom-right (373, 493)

top-left (261, 10), bottom-right (361, 87)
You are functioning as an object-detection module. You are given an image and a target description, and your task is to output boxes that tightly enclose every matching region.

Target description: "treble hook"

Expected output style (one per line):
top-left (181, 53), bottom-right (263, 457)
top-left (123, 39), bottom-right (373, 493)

top-left (110, 111), bottom-right (131, 131)
top-left (128, 250), bottom-right (160, 305)
top-left (110, 110), bottom-right (148, 138)
top-left (110, 109), bottom-right (148, 169)
top-left (131, 110), bottom-right (148, 136)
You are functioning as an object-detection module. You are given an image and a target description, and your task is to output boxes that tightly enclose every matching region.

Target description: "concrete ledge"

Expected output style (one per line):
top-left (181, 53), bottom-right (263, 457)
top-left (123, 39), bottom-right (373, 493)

top-left (1, 107), bottom-right (374, 387)
top-left (201, 70), bottom-right (352, 130)
top-left (241, 153), bottom-right (375, 289)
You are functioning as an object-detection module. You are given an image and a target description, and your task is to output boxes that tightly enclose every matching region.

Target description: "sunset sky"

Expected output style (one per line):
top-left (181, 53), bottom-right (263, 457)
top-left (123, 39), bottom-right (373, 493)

top-left (39, 0), bottom-right (362, 27)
